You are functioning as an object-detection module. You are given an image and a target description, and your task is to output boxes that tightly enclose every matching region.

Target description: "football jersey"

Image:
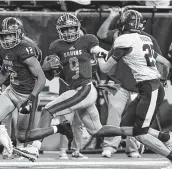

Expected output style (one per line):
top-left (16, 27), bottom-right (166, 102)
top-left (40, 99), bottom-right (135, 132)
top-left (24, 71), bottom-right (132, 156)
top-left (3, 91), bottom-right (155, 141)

top-left (0, 39), bottom-right (41, 94)
top-left (113, 33), bottom-right (161, 82)
top-left (49, 34), bottom-right (99, 88)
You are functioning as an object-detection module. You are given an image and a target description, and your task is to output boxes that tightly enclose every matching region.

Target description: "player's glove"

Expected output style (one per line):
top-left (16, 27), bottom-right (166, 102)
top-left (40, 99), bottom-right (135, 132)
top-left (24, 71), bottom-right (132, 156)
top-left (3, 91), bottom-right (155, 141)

top-left (42, 54), bottom-right (62, 79)
top-left (20, 94), bottom-right (36, 114)
top-left (97, 52), bottom-right (108, 60)
top-left (42, 54), bottom-right (62, 71)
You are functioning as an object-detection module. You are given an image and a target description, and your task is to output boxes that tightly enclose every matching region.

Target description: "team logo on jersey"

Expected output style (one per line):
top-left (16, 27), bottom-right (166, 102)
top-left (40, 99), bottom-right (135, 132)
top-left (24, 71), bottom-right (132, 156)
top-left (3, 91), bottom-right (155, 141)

top-left (69, 46), bottom-right (75, 50)
top-left (5, 55), bottom-right (8, 60)
top-left (64, 50), bottom-right (82, 57)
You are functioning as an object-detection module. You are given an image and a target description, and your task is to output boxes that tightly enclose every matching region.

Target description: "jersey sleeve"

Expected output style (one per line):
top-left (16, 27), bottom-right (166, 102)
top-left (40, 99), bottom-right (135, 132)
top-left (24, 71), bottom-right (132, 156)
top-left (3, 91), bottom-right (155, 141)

top-left (86, 34), bottom-right (99, 51)
top-left (113, 35), bottom-right (133, 49)
top-left (48, 40), bottom-right (61, 57)
top-left (19, 45), bottom-right (37, 62)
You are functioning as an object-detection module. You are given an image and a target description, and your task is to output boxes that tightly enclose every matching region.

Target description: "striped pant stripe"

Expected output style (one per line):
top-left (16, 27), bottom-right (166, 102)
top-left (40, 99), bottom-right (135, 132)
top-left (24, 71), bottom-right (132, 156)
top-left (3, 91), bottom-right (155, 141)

top-left (142, 89), bottom-right (158, 128)
top-left (47, 84), bottom-right (91, 115)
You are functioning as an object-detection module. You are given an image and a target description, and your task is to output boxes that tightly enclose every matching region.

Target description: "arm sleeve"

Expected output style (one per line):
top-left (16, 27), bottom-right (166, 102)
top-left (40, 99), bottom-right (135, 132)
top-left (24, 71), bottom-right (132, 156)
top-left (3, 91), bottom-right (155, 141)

top-left (112, 48), bottom-right (132, 62)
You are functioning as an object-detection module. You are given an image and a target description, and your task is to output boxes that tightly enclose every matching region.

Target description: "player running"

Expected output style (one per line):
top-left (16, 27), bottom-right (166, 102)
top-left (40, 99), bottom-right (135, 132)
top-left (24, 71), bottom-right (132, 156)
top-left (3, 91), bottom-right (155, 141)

top-left (16, 13), bottom-right (107, 161)
top-left (94, 10), bottom-right (172, 169)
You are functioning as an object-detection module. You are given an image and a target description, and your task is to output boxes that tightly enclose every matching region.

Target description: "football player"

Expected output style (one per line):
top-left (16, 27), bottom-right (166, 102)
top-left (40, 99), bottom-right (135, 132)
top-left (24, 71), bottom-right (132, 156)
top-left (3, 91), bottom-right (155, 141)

top-left (0, 17), bottom-right (47, 157)
top-left (16, 13), bottom-right (107, 160)
top-left (95, 10), bottom-right (172, 169)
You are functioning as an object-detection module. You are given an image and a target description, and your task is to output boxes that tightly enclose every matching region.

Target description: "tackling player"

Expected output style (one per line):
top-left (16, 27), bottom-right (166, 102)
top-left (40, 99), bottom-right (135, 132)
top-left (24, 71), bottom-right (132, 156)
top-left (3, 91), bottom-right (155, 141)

top-left (16, 13), bottom-right (107, 160)
top-left (95, 10), bottom-right (172, 169)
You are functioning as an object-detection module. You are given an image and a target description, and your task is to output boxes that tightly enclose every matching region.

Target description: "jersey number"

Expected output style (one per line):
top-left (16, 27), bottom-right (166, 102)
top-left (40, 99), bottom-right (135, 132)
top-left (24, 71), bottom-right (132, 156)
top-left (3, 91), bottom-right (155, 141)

top-left (69, 57), bottom-right (79, 79)
top-left (143, 44), bottom-right (156, 67)
top-left (26, 47), bottom-right (34, 55)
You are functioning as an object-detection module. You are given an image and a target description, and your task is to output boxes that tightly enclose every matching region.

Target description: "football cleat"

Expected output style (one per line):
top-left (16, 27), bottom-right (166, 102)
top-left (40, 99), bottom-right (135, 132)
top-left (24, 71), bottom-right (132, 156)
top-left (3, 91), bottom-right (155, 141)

top-left (165, 132), bottom-right (172, 151)
top-left (13, 144), bottom-right (39, 162)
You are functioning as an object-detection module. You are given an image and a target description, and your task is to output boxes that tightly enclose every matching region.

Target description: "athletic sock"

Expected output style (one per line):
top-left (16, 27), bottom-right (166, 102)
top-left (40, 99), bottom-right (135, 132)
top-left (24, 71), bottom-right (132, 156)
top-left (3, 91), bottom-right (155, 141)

top-left (52, 126), bottom-right (58, 133)
top-left (158, 132), bottom-right (170, 142)
top-left (32, 140), bottom-right (42, 150)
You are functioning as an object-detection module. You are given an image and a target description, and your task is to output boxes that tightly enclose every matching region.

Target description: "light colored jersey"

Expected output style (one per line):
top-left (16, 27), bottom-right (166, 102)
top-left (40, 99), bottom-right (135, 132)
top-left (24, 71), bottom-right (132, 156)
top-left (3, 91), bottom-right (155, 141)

top-left (113, 33), bottom-right (161, 82)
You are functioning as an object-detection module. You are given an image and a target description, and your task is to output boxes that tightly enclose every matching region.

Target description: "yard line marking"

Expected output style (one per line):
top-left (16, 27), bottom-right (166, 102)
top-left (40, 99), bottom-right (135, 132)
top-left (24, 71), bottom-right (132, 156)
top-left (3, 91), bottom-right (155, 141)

top-left (0, 160), bottom-right (168, 167)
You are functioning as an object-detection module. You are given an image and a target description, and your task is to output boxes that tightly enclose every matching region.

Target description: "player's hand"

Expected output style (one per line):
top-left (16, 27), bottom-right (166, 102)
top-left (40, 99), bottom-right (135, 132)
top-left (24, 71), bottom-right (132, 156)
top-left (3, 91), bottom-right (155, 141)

top-left (106, 7), bottom-right (121, 18)
top-left (42, 54), bottom-right (62, 71)
top-left (20, 94), bottom-right (36, 114)
top-left (97, 51), bottom-right (108, 60)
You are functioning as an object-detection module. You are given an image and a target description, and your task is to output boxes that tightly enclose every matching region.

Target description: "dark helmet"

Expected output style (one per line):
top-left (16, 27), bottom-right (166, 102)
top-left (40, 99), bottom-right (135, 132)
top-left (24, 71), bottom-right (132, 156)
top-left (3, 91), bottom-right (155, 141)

top-left (0, 17), bottom-right (24, 49)
top-left (56, 13), bottom-right (81, 42)
top-left (120, 10), bottom-right (144, 33)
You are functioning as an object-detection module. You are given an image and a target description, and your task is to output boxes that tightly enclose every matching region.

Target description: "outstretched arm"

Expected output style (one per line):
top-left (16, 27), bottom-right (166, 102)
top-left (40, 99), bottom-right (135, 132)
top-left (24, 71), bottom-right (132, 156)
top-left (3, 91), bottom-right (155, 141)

top-left (97, 47), bottom-right (131, 73)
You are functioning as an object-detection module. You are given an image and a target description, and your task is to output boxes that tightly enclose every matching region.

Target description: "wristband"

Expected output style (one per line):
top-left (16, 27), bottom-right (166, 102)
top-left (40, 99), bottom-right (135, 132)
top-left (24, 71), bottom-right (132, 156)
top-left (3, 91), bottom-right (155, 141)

top-left (28, 94), bottom-right (36, 101)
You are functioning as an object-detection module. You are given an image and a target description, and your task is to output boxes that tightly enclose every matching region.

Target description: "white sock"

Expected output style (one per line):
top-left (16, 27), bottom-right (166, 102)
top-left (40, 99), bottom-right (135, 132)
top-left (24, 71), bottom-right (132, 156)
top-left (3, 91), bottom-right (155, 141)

top-left (32, 140), bottom-right (42, 150)
top-left (52, 126), bottom-right (58, 133)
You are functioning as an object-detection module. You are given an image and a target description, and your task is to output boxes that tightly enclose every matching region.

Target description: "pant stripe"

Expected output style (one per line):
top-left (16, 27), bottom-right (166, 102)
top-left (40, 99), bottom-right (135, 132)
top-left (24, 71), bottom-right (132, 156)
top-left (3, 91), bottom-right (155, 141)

top-left (142, 89), bottom-right (158, 128)
top-left (47, 84), bottom-right (91, 115)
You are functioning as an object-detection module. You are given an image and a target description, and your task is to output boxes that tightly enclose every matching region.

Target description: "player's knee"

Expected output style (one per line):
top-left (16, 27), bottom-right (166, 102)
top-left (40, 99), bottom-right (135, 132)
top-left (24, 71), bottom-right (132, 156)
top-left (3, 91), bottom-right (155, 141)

top-left (135, 134), bottom-right (148, 143)
top-left (42, 108), bottom-right (53, 118)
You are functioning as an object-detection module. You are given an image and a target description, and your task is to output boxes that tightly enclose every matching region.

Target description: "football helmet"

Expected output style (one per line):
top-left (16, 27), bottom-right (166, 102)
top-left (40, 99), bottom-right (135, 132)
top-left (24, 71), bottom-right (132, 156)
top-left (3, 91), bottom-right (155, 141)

top-left (56, 13), bottom-right (81, 42)
top-left (120, 10), bottom-right (144, 33)
top-left (0, 17), bottom-right (24, 49)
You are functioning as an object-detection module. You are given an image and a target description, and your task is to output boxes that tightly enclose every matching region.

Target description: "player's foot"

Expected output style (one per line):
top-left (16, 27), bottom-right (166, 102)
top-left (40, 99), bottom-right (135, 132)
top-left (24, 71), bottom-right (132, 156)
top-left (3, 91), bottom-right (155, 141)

top-left (0, 125), bottom-right (13, 157)
top-left (14, 144), bottom-right (39, 162)
top-left (59, 152), bottom-right (69, 160)
top-left (127, 151), bottom-right (141, 158)
top-left (57, 121), bottom-right (73, 143)
top-left (165, 132), bottom-right (172, 151)
top-left (161, 162), bottom-right (172, 169)
top-left (72, 152), bottom-right (88, 159)
top-left (102, 150), bottom-right (112, 158)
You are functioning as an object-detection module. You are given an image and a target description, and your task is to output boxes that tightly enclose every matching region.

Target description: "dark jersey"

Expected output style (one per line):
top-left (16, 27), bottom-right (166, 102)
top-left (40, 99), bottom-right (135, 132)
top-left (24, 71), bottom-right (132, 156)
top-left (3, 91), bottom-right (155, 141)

top-left (0, 39), bottom-right (41, 94)
top-left (49, 34), bottom-right (99, 88)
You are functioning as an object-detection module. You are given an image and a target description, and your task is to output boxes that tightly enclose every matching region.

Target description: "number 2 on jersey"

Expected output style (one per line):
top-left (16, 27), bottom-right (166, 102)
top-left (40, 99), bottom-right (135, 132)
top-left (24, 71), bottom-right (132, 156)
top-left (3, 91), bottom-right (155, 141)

top-left (143, 44), bottom-right (156, 67)
top-left (69, 57), bottom-right (79, 79)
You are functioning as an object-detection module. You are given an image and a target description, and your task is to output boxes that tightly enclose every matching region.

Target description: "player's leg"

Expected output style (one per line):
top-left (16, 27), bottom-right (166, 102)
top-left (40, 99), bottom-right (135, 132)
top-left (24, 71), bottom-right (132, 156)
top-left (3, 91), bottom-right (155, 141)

top-left (125, 92), bottom-right (144, 158)
top-left (0, 87), bottom-right (18, 156)
top-left (95, 97), bottom-right (139, 137)
top-left (132, 81), bottom-right (172, 159)
top-left (70, 112), bottom-right (88, 159)
top-left (23, 83), bottom-right (96, 142)
top-left (16, 84), bottom-right (95, 159)
top-left (102, 87), bottom-right (129, 158)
